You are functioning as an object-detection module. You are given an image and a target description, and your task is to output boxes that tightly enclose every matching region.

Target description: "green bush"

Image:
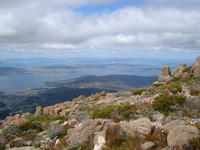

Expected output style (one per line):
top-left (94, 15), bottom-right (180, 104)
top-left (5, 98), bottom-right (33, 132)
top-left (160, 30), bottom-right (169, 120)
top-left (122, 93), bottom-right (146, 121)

top-left (90, 106), bottom-right (118, 119)
top-left (161, 82), bottom-right (182, 94)
top-left (195, 124), bottom-right (200, 131)
top-left (118, 103), bottom-right (137, 120)
top-left (190, 138), bottom-right (200, 149)
top-left (18, 115), bottom-right (66, 133)
top-left (90, 103), bottom-right (137, 120)
top-left (19, 120), bottom-right (43, 133)
top-left (153, 93), bottom-right (186, 115)
top-left (131, 89), bottom-right (146, 95)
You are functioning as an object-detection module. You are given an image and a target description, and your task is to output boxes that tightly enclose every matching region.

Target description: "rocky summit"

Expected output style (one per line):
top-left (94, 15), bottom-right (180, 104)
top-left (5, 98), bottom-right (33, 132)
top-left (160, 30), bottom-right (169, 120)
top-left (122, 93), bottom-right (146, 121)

top-left (0, 57), bottom-right (200, 150)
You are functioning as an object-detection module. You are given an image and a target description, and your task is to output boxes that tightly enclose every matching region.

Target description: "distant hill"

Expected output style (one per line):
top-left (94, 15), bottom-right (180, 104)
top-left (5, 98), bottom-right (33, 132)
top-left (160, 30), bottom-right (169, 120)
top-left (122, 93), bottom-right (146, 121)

top-left (46, 75), bottom-right (157, 90)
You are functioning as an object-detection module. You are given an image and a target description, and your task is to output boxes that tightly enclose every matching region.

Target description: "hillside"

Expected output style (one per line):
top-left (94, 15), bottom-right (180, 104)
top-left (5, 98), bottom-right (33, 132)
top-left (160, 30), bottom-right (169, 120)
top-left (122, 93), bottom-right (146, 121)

top-left (0, 56), bottom-right (200, 150)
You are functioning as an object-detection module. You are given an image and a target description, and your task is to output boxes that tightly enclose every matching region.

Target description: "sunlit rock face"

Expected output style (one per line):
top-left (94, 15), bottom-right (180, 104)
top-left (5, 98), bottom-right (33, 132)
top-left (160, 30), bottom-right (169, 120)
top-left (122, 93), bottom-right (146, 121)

top-left (191, 56), bottom-right (200, 77)
top-left (158, 66), bottom-right (173, 83)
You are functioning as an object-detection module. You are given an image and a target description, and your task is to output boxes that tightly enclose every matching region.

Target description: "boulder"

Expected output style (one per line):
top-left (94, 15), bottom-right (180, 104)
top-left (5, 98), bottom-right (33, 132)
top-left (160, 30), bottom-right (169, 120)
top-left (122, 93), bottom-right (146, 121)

top-left (191, 56), bottom-right (200, 77)
top-left (93, 131), bottom-right (106, 150)
top-left (66, 119), bottom-right (108, 147)
top-left (173, 64), bottom-right (187, 78)
top-left (163, 120), bottom-right (199, 150)
top-left (120, 118), bottom-right (153, 137)
top-left (162, 120), bottom-right (185, 133)
top-left (47, 125), bottom-right (67, 140)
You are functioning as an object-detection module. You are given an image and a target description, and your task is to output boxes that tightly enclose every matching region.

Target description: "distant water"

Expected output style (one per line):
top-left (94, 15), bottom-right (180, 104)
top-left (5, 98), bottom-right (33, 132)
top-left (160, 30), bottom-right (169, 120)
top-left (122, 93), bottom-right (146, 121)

top-left (0, 73), bottom-right (80, 91)
top-left (0, 65), bottom-right (162, 92)
top-left (1, 56), bottom-right (189, 92)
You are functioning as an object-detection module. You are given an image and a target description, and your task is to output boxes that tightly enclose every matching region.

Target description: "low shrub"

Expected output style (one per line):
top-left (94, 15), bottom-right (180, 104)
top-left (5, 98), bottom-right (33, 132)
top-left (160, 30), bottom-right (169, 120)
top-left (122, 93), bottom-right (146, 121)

top-left (103, 135), bottom-right (143, 150)
top-left (19, 120), bottom-right (43, 133)
top-left (90, 103), bottom-right (137, 120)
top-left (195, 124), bottom-right (200, 131)
top-left (161, 82), bottom-right (182, 94)
top-left (105, 124), bottom-right (126, 147)
top-left (18, 115), bottom-right (66, 133)
top-left (131, 89), bottom-right (146, 95)
top-left (118, 103), bottom-right (137, 121)
top-left (90, 106), bottom-right (118, 119)
top-left (153, 93), bottom-right (186, 115)
top-left (190, 138), bottom-right (200, 149)
top-left (3, 125), bottom-right (21, 137)
top-left (21, 132), bottom-right (37, 141)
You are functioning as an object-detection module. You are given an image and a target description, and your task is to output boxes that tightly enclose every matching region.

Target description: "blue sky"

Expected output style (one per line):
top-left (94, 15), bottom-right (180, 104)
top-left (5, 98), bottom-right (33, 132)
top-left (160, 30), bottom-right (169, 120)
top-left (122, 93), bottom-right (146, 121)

top-left (0, 0), bottom-right (199, 59)
top-left (75, 0), bottom-right (145, 15)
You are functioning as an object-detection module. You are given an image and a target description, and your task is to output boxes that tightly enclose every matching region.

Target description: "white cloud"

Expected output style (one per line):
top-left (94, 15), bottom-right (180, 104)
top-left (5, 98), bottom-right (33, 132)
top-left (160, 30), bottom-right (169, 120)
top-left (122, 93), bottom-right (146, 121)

top-left (0, 0), bottom-right (200, 53)
top-left (41, 43), bottom-right (78, 50)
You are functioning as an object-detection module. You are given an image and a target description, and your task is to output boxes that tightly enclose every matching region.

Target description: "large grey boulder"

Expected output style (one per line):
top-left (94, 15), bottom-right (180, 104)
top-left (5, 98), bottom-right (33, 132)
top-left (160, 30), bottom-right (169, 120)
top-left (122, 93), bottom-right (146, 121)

top-left (120, 118), bottom-right (153, 137)
top-left (163, 120), bottom-right (199, 150)
top-left (66, 119), bottom-right (108, 147)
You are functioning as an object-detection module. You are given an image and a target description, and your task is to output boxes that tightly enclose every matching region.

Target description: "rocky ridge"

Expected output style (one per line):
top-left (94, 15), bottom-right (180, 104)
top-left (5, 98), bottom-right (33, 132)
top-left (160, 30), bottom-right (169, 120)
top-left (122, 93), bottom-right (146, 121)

top-left (0, 57), bottom-right (200, 150)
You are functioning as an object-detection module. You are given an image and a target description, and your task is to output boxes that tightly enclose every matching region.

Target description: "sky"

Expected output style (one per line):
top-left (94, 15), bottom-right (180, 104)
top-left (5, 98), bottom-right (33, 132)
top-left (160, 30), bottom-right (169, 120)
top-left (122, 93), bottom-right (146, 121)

top-left (0, 0), bottom-right (199, 59)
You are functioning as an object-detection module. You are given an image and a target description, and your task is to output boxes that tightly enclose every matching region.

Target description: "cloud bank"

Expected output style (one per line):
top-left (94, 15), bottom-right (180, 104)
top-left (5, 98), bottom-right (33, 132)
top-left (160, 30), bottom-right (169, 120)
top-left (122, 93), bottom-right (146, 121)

top-left (0, 0), bottom-right (200, 54)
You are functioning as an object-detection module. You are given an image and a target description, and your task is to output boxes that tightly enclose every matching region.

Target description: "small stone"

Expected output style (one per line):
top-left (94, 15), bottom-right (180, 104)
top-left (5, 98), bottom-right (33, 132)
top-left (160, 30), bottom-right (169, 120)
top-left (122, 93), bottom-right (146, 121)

top-left (160, 147), bottom-right (173, 150)
top-left (140, 141), bottom-right (155, 150)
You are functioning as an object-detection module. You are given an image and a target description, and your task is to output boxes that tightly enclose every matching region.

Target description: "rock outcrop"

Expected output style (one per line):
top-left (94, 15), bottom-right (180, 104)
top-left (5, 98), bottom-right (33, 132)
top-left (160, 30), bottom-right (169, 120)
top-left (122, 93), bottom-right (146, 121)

top-left (173, 64), bottom-right (187, 78)
top-left (2, 113), bottom-right (31, 126)
top-left (35, 106), bottom-right (43, 116)
top-left (191, 56), bottom-right (200, 77)
top-left (158, 66), bottom-right (173, 83)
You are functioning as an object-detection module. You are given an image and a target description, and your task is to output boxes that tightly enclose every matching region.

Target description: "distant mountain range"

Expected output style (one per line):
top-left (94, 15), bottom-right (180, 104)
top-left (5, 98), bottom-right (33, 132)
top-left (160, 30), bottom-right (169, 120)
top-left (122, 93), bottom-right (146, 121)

top-left (0, 74), bottom-right (157, 120)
